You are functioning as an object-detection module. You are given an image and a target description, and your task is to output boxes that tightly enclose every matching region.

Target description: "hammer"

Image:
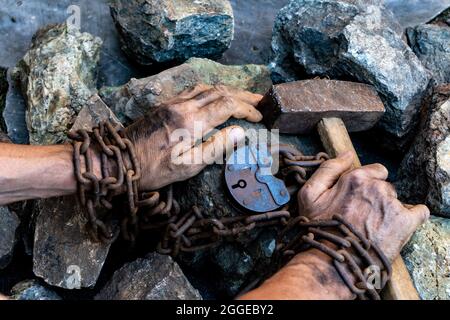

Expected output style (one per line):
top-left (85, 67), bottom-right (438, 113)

top-left (258, 79), bottom-right (419, 300)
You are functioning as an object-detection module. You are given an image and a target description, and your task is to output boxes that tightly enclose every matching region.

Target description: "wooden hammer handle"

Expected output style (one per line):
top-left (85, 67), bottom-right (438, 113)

top-left (317, 117), bottom-right (419, 300)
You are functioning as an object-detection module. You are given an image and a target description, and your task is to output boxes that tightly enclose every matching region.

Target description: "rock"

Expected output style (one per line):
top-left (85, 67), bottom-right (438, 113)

top-left (100, 58), bottom-right (272, 123)
top-left (385, 0), bottom-right (450, 29)
top-left (0, 206), bottom-right (20, 269)
top-left (110, 0), bottom-right (234, 65)
top-left (3, 70), bottom-right (29, 144)
top-left (68, 94), bottom-right (123, 135)
top-left (0, 67), bottom-right (7, 132)
top-left (429, 6), bottom-right (450, 26)
top-left (13, 22), bottom-right (102, 145)
top-left (402, 216), bottom-right (450, 300)
top-left (95, 253), bottom-right (202, 300)
top-left (33, 196), bottom-right (112, 289)
top-left (270, 0), bottom-right (431, 144)
top-left (396, 84), bottom-right (450, 216)
top-left (11, 280), bottom-right (61, 301)
top-left (406, 24), bottom-right (450, 85)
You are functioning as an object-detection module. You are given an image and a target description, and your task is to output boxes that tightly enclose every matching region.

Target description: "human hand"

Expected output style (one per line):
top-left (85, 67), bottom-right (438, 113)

top-left (297, 152), bottom-right (430, 262)
top-left (124, 84), bottom-right (263, 191)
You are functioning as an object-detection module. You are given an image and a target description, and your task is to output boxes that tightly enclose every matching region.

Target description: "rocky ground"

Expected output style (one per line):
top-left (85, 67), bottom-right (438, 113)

top-left (1, 0), bottom-right (450, 300)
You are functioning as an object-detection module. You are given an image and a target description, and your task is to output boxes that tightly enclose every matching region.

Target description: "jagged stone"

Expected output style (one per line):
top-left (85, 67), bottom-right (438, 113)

top-left (100, 57), bottom-right (271, 123)
top-left (396, 84), bottom-right (450, 216)
top-left (68, 94), bottom-right (123, 135)
top-left (11, 280), bottom-right (61, 301)
top-left (402, 216), bottom-right (450, 300)
top-left (95, 253), bottom-right (202, 300)
top-left (429, 6), bottom-right (450, 26)
top-left (0, 67), bottom-right (7, 132)
top-left (110, 0), bottom-right (234, 65)
top-left (0, 206), bottom-right (20, 269)
top-left (13, 22), bottom-right (102, 145)
top-left (270, 0), bottom-right (431, 144)
top-left (407, 24), bottom-right (450, 85)
top-left (33, 196), bottom-right (112, 289)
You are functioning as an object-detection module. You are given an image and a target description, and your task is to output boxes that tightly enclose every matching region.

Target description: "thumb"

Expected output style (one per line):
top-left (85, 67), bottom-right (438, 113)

top-left (406, 204), bottom-right (430, 230)
top-left (300, 151), bottom-right (354, 203)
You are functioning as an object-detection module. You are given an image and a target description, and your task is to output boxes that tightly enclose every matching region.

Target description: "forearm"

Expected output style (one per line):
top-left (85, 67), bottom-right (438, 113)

top-left (239, 249), bottom-right (353, 300)
top-left (0, 143), bottom-right (90, 205)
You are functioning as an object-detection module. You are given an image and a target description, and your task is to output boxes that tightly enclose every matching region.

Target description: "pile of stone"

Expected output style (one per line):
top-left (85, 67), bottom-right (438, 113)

top-left (1, 0), bottom-right (450, 300)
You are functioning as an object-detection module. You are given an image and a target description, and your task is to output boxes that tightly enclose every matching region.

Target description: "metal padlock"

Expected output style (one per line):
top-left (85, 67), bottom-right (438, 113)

top-left (224, 143), bottom-right (290, 213)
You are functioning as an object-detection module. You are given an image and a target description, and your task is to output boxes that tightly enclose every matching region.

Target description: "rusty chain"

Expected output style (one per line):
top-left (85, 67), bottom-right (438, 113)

top-left (275, 214), bottom-right (392, 300)
top-left (140, 144), bottom-right (329, 256)
top-left (70, 127), bottom-right (389, 299)
top-left (70, 120), bottom-right (162, 244)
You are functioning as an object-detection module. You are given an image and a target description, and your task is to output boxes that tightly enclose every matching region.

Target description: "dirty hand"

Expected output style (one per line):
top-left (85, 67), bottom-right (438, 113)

top-left (124, 84), bottom-right (263, 191)
top-left (298, 152), bottom-right (430, 261)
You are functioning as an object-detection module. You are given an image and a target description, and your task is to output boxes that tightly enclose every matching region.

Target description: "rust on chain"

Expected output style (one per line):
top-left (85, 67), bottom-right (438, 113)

top-left (70, 120), bottom-right (177, 245)
top-left (274, 214), bottom-right (392, 300)
top-left (148, 145), bottom-right (328, 257)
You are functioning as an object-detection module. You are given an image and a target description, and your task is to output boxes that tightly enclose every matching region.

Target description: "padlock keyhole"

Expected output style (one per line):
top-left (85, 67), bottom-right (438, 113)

top-left (232, 180), bottom-right (247, 189)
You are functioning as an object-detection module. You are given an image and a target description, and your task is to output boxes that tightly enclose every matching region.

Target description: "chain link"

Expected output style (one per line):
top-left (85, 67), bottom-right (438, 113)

top-left (70, 121), bottom-right (166, 244)
top-left (70, 129), bottom-right (390, 299)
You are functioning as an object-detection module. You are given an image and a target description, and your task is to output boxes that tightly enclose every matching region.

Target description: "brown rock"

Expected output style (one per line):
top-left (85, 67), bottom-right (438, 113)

top-left (258, 80), bottom-right (385, 134)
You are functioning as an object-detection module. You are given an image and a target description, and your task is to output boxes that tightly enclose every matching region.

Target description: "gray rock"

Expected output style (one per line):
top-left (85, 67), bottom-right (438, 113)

top-left (385, 0), bottom-right (450, 29)
top-left (428, 5), bottom-right (450, 26)
top-left (95, 253), bottom-right (202, 300)
top-left (11, 280), bottom-right (61, 301)
top-left (402, 216), bottom-right (450, 300)
top-left (3, 69), bottom-right (29, 144)
top-left (100, 58), bottom-right (272, 123)
top-left (33, 196), bottom-right (112, 289)
top-left (407, 24), bottom-right (450, 85)
top-left (396, 84), bottom-right (450, 216)
top-left (110, 0), bottom-right (234, 65)
top-left (13, 22), bottom-right (102, 145)
top-left (270, 0), bottom-right (431, 143)
top-left (69, 94), bottom-right (123, 135)
top-left (0, 67), bottom-right (7, 132)
top-left (0, 206), bottom-right (20, 269)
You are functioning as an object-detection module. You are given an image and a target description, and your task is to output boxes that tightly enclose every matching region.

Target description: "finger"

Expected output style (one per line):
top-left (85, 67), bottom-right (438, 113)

top-left (163, 84), bottom-right (213, 105)
top-left (352, 163), bottom-right (389, 181)
top-left (199, 96), bottom-right (263, 131)
top-left (177, 126), bottom-right (246, 174)
top-left (214, 85), bottom-right (263, 106)
top-left (407, 204), bottom-right (430, 228)
top-left (188, 88), bottom-right (224, 109)
top-left (301, 151), bottom-right (354, 203)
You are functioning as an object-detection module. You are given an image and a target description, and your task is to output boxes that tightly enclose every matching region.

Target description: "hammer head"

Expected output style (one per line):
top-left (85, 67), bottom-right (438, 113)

top-left (258, 80), bottom-right (385, 134)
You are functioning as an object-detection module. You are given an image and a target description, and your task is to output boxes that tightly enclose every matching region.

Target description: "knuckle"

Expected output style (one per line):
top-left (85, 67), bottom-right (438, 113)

top-left (299, 183), bottom-right (314, 202)
top-left (344, 169), bottom-right (366, 186)
top-left (318, 158), bottom-right (342, 172)
top-left (220, 96), bottom-right (234, 109)
top-left (372, 163), bottom-right (389, 176)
